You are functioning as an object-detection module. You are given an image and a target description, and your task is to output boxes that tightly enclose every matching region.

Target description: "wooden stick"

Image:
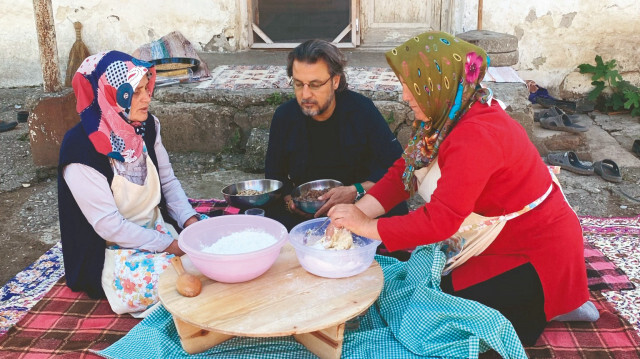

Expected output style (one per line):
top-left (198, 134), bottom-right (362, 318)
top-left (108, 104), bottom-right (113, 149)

top-left (478, 0), bottom-right (483, 30)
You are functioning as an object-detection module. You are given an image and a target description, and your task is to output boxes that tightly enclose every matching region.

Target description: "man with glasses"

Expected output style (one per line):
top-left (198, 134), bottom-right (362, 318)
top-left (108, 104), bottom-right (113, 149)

top-left (265, 39), bottom-right (408, 234)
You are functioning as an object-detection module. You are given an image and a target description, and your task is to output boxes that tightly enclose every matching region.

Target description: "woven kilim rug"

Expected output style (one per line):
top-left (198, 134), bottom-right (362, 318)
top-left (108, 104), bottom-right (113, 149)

top-left (580, 215), bottom-right (640, 338)
top-left (197, 65), bottom-right (402, 92)
top-left (195, 65), bottom-right (523, 92)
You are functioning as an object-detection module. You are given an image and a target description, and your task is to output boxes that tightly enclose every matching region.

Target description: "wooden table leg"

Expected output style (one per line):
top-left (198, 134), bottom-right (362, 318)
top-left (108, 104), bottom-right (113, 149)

top-left (173, 317), bottom-right (235, 354)
top-left (293, 323), bottom-right (346, 359)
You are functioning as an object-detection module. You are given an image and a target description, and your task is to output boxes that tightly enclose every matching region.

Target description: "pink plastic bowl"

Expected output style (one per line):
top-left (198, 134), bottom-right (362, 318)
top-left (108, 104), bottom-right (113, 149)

top-left (178, 216), bottom-right (288, 283)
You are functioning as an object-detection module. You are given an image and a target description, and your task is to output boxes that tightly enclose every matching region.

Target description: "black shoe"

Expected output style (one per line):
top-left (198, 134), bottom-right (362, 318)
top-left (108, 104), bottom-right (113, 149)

top-left (633, 139), bottom-right (640, 158)
top-left (0, 121), bottom-right (18, 132)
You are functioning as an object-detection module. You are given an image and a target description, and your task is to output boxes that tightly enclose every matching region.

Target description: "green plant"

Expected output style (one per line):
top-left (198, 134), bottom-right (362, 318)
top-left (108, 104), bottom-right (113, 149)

top-left (384, 112), bottom-right (395, 125)
top-left (266, 92), bottom-right (293, 106)
top-left (578, 55), bottom-right (640, 117)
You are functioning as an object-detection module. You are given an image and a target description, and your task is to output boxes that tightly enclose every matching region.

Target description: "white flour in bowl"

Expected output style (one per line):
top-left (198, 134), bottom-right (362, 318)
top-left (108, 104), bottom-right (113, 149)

top-left (201, 229), bottom-right (278, 254)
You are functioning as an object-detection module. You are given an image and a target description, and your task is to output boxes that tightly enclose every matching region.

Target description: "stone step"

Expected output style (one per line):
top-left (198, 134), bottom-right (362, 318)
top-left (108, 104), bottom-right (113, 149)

top-left (456, 30), bottom-right (518, 53)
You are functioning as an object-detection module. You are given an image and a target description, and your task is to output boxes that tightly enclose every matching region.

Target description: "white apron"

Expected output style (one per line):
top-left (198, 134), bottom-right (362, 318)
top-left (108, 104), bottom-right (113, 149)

top-left (414, 159), bottom-right (553, 275)
top-left (101, 155), bottom-right (177, 316)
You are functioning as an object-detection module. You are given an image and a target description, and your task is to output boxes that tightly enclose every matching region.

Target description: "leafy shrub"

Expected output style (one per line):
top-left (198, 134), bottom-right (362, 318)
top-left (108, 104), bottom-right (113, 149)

top-left (578, 55), bottom-right (640, 117)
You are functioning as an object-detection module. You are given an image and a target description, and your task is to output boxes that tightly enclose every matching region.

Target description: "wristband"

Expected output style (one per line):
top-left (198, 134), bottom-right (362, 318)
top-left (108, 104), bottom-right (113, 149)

top-left (354, 182), bottom-right (366, 201)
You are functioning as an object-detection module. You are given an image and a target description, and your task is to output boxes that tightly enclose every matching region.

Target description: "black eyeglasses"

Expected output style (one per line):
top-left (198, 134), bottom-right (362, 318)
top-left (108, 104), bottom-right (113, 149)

top-left (289, 76), bottom-right (333, 91)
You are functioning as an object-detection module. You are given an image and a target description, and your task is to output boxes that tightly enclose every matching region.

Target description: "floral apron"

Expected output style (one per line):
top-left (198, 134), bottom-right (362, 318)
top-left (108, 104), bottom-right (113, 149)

top-left (101, 155), bottom-right (177, 316)
top-left (414, 159), bottom-right (553, 275)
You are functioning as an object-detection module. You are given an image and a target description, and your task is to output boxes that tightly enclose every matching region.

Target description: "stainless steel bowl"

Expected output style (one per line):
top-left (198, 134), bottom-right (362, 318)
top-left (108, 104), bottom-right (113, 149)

top-left (221, 179), bottom-right (283, 209)
top-left (291, 179), bottom-right (343, 214)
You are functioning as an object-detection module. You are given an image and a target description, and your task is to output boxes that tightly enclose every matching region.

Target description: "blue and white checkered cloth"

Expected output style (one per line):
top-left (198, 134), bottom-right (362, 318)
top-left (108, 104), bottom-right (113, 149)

top-left (99, 244), bottom-right (526, 359)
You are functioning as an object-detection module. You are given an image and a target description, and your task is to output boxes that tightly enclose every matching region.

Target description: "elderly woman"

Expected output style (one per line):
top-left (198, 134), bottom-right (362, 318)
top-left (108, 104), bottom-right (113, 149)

top-left (58, 51), bottom-right (202, 315)
top-left (328, 32), bottom-right (593, 345)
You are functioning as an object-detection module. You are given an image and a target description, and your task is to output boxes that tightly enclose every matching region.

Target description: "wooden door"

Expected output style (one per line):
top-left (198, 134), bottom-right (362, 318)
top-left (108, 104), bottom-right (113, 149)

top-left (360, 0), bottom-right (455, 48)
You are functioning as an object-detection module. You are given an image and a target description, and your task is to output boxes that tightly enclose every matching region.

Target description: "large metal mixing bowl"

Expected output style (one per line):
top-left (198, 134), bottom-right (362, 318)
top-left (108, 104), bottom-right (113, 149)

top-left (221, 179), bottom-right (283, 209)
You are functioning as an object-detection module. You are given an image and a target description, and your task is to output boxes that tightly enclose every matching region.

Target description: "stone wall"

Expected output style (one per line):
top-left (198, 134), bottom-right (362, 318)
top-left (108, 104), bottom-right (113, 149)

top-left (152, 82), bottom-right (532, 173)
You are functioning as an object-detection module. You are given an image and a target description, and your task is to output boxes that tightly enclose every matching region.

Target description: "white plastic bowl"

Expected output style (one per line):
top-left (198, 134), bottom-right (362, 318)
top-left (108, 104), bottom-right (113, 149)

top-left (178, 216), bottom-right (288, 283)
top-left (289, 218), bottom-right (381, 278)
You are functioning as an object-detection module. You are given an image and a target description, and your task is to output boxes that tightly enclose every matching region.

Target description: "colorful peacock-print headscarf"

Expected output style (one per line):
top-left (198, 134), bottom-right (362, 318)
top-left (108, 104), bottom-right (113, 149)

top-left (72, 51), bottom-right (156, 163)
top-left (385, 31), bottom-right (490, 194)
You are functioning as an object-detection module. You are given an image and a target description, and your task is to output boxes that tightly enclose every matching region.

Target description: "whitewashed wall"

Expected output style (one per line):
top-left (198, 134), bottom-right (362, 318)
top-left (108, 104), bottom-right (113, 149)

top-left (2, 0), bottom-right (639, 95)
top-left (0, 0), bottom-right (244, 88)
top-left (455, 0), bottom-right (640, 95)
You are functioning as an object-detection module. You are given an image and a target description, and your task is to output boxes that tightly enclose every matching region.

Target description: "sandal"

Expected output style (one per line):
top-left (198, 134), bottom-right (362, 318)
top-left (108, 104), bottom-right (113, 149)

top-left (536, 106), bottom-right (580, 123)
top-left (547, 151), bottom-right (594, 175)
top-left (593, 159), bottom-right (622, 183)
top-left (540, 114), bottom-right (589, 133)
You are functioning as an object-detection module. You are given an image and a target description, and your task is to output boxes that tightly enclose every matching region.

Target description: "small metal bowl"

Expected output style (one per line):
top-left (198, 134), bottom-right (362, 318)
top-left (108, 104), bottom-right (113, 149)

top-left (291, 179), bottom-right (343, 214)
top-left (221, 179), bottom-right (283, 209)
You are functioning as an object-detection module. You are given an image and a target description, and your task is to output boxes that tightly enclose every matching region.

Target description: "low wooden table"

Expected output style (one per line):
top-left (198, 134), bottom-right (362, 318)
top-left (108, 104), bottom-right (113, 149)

top-left (158, 244), bottom-right (383, 359)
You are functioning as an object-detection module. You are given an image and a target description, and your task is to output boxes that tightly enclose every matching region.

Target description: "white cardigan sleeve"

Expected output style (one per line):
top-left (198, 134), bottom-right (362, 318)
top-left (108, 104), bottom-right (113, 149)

top-left (62, 163), bottom-right (174, 252)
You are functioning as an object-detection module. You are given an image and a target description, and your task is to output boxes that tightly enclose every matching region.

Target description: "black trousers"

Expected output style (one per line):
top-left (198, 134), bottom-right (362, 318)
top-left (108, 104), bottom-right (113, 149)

top-left (441, 262), bottom-right (548, 346)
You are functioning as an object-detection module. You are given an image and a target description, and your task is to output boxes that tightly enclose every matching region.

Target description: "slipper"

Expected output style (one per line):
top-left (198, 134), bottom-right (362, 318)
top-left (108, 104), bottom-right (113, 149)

top-left (633, 140), bottom-right (640, 158)
top-left (593, 159), bottom-right (622, 183)
top-left (535, 106), bottom-right (580, 123)
top-left (547, 151), bottom-right (595, 175)
top-left (540, 114), bottom-right (589, 133)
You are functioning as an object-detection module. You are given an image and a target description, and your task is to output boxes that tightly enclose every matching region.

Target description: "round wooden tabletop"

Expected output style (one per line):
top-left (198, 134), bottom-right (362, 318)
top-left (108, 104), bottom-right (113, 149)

top-left (158, 244), bottom-right (384, 337)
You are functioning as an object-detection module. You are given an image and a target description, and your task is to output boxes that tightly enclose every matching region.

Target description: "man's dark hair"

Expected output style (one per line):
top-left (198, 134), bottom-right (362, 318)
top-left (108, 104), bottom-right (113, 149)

top-left (287, 39), bottom-right (348, 92)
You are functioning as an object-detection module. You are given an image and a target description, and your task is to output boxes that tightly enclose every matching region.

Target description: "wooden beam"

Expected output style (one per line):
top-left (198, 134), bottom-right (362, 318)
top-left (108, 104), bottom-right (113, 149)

top-left (332, 24), bottom-right (352, 44)
top-left (32, 0), bottom-right (61, 92)
top-left (251, 23), bottom-right (273, 44)
top-left (478, 0), bottom-right (483, 30)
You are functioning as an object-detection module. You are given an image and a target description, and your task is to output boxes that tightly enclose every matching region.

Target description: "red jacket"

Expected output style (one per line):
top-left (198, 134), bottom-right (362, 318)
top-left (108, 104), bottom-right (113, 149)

top-left (368, 101), bottom-right (588, 320)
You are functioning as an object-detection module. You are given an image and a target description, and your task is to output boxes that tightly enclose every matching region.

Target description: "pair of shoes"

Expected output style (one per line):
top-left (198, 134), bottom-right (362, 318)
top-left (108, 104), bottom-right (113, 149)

top-left (593, 159), bottom-right (622, 183)
top-left (547, 152), bottom-right (623, 182)
top-left (539, 114), bottom-right (589, 133)
top-left (0, 120), bottom-right (18, 133)
top-left (547, 151), bottom-right (594, 175)
top-left (633, 140), bottom-right (640, 158)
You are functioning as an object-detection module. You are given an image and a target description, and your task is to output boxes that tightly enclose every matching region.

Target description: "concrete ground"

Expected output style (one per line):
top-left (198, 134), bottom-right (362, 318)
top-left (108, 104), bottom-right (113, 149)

top-left (1, 55), bottom-right (639, 287)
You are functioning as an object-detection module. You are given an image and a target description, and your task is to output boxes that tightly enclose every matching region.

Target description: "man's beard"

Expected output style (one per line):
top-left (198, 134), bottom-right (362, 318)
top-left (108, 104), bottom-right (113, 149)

top-left (300, 91), bottom-right (335, 117)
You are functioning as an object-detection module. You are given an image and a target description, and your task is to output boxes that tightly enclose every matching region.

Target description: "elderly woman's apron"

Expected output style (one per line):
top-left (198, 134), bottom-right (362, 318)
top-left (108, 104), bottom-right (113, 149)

top-left (414, 159), bottom-right (554, 275)
top-left (101, 155), bottom-right (177, 316)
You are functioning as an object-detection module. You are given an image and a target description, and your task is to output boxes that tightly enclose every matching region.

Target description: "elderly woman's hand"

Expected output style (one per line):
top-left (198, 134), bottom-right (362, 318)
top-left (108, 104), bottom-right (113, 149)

top-left (327, 203), bottom-right (379, 239)
top-left (164, 239), bottom-right (185, 256)
top-left (183, 215), bottom-right (199, 228)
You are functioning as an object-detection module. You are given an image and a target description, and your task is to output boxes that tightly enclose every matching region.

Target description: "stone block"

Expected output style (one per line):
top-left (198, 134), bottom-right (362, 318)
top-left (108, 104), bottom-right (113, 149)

top-left (373, 100), bottom-right (412, 132)
top-left (151, 102), bottom-right (237, 153)
top-left (487, 50), bottom-right (518, 67)
top-left (456, 30), bottom-right (518, 53)
top-left (243, 128), bottom-right (270, 173)
top-left (395, 124), bottom-right (414, 148)
top-left (29, 89), bottom-right (79, 166)
top-left (488, 82), bottom-right (534, 135)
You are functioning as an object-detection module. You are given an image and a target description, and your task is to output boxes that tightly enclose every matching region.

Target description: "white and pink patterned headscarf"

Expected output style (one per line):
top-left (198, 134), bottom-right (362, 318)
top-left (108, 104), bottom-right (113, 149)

top-left (72, 51), bottom-right (156, 163)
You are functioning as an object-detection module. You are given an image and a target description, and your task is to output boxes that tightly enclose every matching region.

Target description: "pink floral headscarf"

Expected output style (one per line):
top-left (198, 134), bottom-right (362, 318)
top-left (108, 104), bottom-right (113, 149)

top-left (72, 51), bottom-right (156, 163)
top-left (385, 31), bottom-right (490, 193)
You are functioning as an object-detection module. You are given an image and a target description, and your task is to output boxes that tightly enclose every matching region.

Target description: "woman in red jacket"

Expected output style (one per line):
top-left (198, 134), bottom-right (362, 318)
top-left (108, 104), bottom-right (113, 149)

top-left (328, 32), bottom-right (594, 345)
